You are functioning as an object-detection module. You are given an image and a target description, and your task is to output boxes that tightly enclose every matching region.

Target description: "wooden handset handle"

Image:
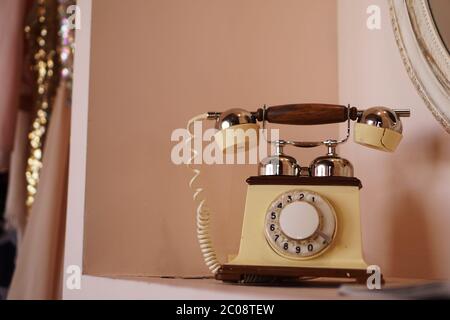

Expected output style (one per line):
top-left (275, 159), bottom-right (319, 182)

top-left (255, 104), bottom-right (358, 125)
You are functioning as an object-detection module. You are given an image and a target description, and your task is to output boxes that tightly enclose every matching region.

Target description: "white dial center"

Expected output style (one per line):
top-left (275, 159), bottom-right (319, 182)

top-left (279, 202), bottom-right (320, 240)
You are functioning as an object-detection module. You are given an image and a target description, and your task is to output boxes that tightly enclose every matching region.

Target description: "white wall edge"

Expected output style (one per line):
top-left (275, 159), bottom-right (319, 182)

top-left (63, 0), bottom-right (92, 299)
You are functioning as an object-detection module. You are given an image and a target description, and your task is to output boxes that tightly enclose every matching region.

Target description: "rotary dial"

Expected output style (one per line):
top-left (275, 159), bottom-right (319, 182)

top-left (264, 190), bottom-right (337, 259)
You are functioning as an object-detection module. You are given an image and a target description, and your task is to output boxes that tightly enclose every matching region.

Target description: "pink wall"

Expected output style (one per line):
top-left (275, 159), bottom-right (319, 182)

top-left (83, 0), bottom-right (339, 277)
top-left (339, 0), bottom-right (450, 280)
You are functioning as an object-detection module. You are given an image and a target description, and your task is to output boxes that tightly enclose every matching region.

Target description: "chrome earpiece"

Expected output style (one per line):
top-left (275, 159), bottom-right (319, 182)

top-left (354, 107), bottom-right (410, 152)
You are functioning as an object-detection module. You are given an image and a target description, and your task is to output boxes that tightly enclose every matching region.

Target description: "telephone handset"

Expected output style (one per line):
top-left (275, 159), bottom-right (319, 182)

top-left (187, 103), bottom-right (410, 283)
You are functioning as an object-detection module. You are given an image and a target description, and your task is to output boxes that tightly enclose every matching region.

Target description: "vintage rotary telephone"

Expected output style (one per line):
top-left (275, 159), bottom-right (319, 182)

top-left (187, 104), bottom-right (410, 283)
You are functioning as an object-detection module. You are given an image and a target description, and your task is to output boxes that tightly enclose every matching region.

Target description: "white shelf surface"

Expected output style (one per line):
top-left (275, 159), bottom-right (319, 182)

top-left (63, 276), bottom-right (426, 300)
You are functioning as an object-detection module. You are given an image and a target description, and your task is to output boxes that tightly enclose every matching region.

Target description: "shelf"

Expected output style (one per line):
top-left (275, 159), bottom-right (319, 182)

top-left (63, 276), bottom-right (427, 300)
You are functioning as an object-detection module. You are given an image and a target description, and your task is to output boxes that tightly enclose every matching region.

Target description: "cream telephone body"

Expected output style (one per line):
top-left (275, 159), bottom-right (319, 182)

top-left (188, 104), bottom-right (410, 283)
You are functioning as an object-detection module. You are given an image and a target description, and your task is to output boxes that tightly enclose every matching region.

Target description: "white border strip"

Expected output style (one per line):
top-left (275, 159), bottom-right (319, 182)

top-left (63, 0), bottom-right (92, 299)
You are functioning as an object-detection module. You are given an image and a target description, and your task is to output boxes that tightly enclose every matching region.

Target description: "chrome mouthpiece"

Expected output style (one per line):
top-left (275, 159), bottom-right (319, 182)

top-left (212, 108), bottom-right (260, 152)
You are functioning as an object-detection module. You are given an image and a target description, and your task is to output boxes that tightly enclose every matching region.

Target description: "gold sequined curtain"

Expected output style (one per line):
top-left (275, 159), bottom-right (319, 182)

top-left (7, 0), bottom-right (75, 300)
top-left (24, 0), bottom-right (61, 211)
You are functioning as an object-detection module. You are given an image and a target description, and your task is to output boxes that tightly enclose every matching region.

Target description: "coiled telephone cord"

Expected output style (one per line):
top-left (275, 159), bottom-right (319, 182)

top-left (187, 114), bottom-right (221, 274)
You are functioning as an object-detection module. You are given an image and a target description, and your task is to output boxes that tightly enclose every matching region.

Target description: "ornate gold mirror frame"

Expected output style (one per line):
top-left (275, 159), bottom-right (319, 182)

top-left (389, 0), bottom-right (450, 133)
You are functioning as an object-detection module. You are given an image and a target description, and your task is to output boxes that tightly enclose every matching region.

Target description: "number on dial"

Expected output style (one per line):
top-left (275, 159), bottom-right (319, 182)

top-left (264, 190), bottom-right (336, 259)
